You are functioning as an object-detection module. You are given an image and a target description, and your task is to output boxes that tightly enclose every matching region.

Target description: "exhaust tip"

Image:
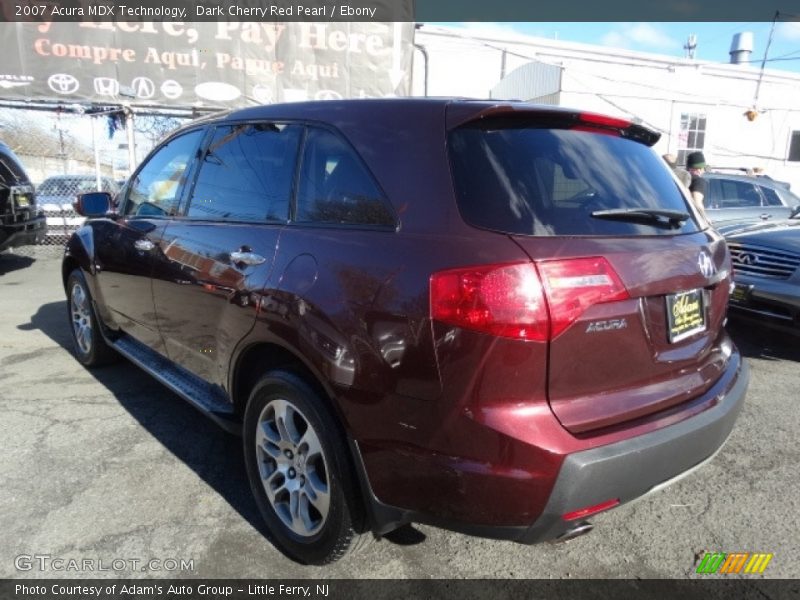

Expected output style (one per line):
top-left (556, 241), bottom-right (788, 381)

top-left (551, 521), bottom-right (594, 544)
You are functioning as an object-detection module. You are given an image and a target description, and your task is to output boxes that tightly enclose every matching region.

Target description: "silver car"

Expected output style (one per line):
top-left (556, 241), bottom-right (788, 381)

top-left (723, 210), bottom-right (800, 330)
top-left (704, 172), bottom-right (799, 226)
top-left (37, 175), bottom-right (119, 242)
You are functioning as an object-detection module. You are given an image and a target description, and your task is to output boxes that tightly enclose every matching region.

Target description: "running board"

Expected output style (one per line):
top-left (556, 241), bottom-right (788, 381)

top-left (111, 335), bottom-right (242, 435)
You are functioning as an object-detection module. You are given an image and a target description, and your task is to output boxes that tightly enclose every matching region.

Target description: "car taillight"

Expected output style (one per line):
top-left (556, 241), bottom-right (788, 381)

top-left (430, 257), bottom-right (628, 342)
top-left (430, 263), bottom-right (549, 341)
top-left (538, 257), bottom-right (629, 339)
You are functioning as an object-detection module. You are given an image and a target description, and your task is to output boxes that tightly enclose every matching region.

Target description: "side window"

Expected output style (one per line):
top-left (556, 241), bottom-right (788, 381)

top-left (187, 123), bottom-right (301, 222)
top-left (788, 131), bottom-right (800, 162)
top-left (717, 179), bottom-right (761, 208)
top-left (124, 130), bottom-right (203, 217)
top-left (777, 188), bottom-right (800, 207)
top-left (704, 179), bottom-right (721, 208)
top-left (759, 185), bottom-right (783, 207)
top-left (737, 181), bottom-right (763, 207)
top-left (295, 128), bottom-right (394, 227)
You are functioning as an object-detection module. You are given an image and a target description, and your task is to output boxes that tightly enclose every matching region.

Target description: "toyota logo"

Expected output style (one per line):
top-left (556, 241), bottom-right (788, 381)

top-left (698, 251), bottom-right (716, 278)
top-left (315, 89), bottom-right (343, 101)
top-left (48, 74), bottom-right (79, 95)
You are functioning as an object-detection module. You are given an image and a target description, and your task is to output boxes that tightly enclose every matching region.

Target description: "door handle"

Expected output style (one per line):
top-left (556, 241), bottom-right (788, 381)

top-left (134, 239), bottom-right (155, 251)
top-left (230, 250), bottom-right (266, 266)
top-left (759, 213), bottom-right (772, 220)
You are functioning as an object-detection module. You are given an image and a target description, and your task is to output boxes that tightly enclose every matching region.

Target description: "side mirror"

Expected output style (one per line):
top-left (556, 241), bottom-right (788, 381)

top-left (74, 192), bottom-right (112, 217)
top-left (790, 204), bottom-right (800, 219)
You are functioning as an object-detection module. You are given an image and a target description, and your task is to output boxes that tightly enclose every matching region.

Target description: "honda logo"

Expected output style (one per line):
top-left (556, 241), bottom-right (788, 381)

top-left (93, 77), bottom-right (119, 97)
top-left (47, 74), bottom-right (79, 95)
top-left (698, 251), bottom-right (716, 278)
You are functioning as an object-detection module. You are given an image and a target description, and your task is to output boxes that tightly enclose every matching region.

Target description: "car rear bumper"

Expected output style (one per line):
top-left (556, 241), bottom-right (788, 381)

top-left (514, 354), bottom-right (748, 543)
top-left (0, 214), bottom-right (47, 252)
top-left (356, 352), bottom-right (748, 543)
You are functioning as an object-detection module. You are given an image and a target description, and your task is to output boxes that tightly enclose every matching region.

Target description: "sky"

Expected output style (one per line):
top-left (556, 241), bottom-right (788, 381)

top-left (435, 22), bottom-right (800, 74)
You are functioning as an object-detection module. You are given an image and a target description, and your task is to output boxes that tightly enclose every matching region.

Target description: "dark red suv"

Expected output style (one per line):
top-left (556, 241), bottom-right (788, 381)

top-left (63, 99), bottom-right (748, 564)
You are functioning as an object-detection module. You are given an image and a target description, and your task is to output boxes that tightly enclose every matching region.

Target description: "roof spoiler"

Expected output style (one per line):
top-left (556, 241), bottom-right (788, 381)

top-left (445, 102), bottom-right (661, 147)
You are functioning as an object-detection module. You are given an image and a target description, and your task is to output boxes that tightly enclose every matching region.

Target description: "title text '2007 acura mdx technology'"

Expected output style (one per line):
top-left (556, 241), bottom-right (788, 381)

top-left (62, 99), bottom-right (748, 564)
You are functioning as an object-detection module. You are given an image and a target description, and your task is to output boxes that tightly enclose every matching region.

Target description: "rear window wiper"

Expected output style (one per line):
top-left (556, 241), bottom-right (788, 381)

top-left (591, 208), bottom-right (690, 228)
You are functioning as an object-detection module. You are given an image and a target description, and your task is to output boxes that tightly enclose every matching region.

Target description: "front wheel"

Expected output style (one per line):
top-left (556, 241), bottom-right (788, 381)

top-left (243, 371), bottom-right (365, 564)
top-left (66, 269), bottom-right (117, 366)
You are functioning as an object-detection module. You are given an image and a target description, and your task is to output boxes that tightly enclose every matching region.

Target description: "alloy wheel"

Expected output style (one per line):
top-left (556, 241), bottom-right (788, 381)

top-left (255, 399), bottom-right (331, 537)
top-left (70, 282), bottom-right (92, 355)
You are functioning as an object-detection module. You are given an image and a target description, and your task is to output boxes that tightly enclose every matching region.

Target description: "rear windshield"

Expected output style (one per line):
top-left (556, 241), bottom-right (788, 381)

top-left (448, 122), bottom-right (701, 236)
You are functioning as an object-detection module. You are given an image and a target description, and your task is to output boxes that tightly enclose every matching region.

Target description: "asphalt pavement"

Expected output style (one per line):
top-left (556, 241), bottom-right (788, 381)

top-left (1, 249), bottom-right (797, 579)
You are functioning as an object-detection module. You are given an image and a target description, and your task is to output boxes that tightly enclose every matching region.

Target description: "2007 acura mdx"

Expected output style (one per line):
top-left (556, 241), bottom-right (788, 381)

top-left (62, 99), bottom-right (748, 565)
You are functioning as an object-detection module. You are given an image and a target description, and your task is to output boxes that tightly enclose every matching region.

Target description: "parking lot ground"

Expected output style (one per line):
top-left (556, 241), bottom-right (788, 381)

top-left (1, 249), bottom-right (798, 579)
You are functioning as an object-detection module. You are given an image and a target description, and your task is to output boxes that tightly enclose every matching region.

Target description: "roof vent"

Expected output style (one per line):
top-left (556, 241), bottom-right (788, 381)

top-left (729, 32), bottom-right (754, 65)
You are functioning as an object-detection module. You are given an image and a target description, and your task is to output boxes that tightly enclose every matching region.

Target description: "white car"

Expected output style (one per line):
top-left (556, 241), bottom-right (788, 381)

top-left (37, 175), bottom-right (119, 242)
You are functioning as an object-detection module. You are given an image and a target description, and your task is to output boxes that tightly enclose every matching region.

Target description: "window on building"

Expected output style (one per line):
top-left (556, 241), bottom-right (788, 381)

top-left (677, 113), bottom-right (707, 167)
top-left (788, 131), bottom-right (800, 162)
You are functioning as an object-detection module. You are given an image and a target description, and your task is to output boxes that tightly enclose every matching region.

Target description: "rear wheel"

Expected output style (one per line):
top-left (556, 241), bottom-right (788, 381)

top-left (243, 371), bottom-right (365, 564)
top-left (66, 269), bottom-right (117, 366)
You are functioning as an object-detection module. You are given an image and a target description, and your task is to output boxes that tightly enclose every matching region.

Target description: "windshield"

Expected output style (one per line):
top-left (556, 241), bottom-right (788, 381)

top-left (448, 121), bottom-right (702, 236)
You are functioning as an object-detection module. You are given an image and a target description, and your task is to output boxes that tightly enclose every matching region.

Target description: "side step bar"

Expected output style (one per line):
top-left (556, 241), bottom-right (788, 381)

top-left (111, 335), bottom-right (242, 435)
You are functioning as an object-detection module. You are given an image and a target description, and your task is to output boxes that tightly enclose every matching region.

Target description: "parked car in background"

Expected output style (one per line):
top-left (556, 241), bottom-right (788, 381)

top-left (0, 141), bottom-right (46, 253)
top-left (37, 174), bottom-right (119, 243)
top-left (723, 208), bottom-right (800, 332)
top-left (63, 99), bottom-right (747, 564)
top-left (703, 172), bottom-right (798, 226)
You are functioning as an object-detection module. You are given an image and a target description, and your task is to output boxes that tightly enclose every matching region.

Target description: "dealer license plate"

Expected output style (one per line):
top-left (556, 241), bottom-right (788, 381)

top-left (729, 284), bottom-right (751, 305)
top-left (666, 289), bottom-right (706, 343)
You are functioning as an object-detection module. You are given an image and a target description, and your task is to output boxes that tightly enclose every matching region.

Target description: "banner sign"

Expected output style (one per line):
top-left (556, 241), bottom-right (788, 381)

top-left (0, 19), bottom-right (414, 108)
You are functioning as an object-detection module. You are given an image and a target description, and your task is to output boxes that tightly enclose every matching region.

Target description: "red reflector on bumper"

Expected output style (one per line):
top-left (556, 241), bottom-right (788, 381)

top-left (562, 498), bottom-right (620, 521)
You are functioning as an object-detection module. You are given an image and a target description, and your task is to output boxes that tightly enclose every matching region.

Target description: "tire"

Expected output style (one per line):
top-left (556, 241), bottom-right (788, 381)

top-left (66, 269), bottom-right (117, 367)
top-left (243, 371), bottom-right (365, 564)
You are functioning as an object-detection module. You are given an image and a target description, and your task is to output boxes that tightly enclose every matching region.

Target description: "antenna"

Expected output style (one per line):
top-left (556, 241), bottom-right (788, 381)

top-left (752, 11), bottom-right (779, 114)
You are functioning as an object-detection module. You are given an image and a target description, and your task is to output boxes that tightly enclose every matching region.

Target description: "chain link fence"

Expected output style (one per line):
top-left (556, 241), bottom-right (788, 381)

top-left (1, 104), bottom-right (200, 257)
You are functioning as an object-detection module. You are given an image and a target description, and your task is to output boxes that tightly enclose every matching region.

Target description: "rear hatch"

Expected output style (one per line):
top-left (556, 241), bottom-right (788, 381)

top-left (447, 105), bottom-right (733, 434)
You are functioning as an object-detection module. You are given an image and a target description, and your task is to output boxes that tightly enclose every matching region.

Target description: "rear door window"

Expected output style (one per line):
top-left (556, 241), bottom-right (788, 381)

top-left (448, 121), bottom-right (699, 236)
top-left (186, 123), bottom-right (301, 222)
top-left (295, 127), bottom-right (395, 228)
top-left (713, 179), bottom-right (762, 208)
